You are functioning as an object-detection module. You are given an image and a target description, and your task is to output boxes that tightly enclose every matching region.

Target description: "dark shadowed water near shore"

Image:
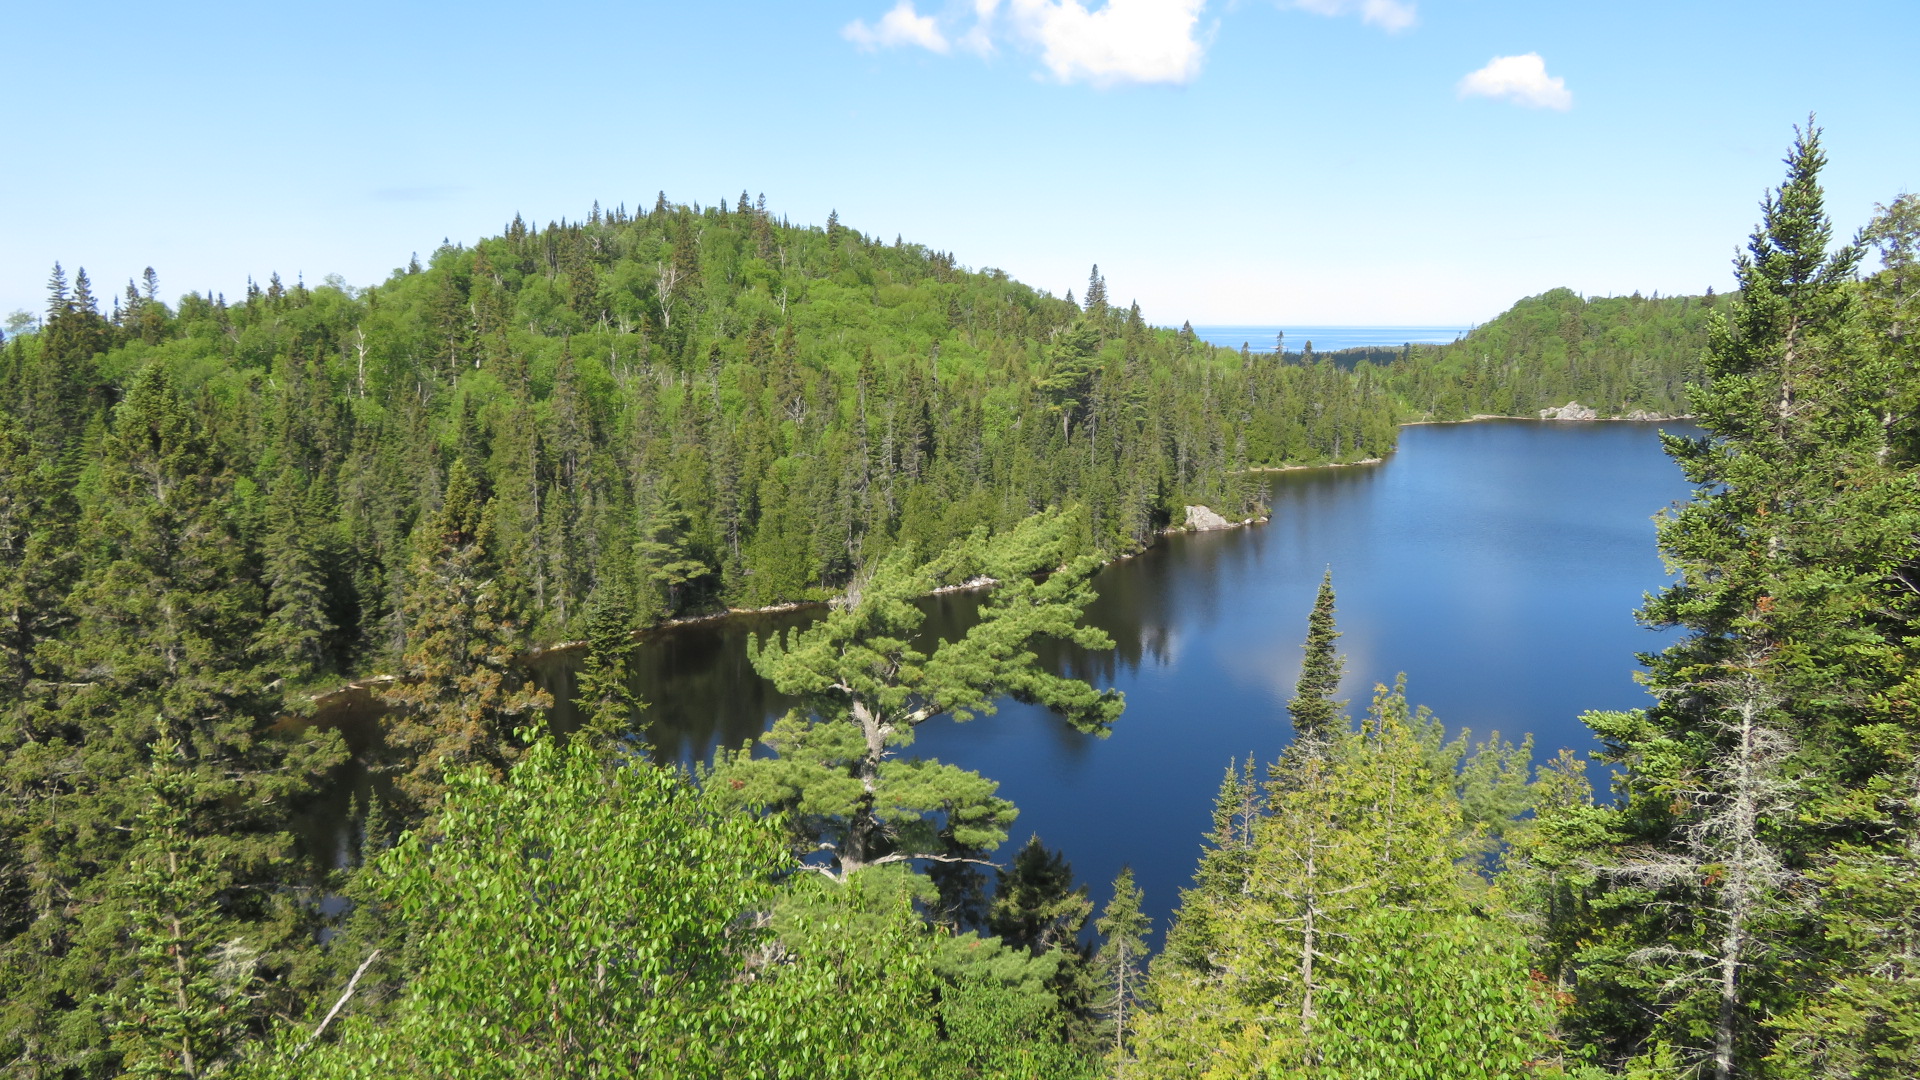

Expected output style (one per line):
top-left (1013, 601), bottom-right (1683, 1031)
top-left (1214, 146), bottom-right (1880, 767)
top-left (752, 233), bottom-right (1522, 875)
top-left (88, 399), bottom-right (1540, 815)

top-left (312, 420), bottom-right (1698, 939)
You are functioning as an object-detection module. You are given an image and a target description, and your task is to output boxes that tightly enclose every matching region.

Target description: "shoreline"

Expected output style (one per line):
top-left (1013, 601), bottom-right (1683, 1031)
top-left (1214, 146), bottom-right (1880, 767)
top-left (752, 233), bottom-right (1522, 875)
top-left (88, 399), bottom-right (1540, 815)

top-left (1243, 457), bottom-right (1384, 473)
top-left (304, 412), bottom-right (1677, 713)
top-left (1401, 413), bottom-right (1692, 427)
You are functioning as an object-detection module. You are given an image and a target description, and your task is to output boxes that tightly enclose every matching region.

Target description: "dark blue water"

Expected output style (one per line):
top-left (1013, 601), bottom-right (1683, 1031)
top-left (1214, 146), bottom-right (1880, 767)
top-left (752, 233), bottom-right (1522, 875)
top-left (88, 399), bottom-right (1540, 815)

top-left (1187, 324), bottom-right (1471, 352)
top-left (587, 420), bottom-right (1696, 936)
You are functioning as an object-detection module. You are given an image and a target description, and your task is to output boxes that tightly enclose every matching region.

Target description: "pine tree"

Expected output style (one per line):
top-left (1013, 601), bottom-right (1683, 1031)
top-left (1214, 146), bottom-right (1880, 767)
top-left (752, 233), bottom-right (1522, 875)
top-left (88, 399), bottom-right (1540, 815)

top-left (711, 509), bottom-right (1123, 877)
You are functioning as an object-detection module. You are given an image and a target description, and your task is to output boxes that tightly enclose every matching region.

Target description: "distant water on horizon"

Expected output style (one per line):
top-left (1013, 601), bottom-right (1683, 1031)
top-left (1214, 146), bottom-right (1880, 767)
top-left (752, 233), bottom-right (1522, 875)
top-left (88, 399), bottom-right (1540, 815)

top-left (1187, 325), bottom-right (1473, 352)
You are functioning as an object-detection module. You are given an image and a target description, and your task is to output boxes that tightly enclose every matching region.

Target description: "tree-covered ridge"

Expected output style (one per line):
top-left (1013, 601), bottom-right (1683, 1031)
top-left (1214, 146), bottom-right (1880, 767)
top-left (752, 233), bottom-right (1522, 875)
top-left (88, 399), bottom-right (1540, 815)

top-left (1, 198), bottom-right (1400, 682)
top-left (1380, 286), bottom-right (1715, 420)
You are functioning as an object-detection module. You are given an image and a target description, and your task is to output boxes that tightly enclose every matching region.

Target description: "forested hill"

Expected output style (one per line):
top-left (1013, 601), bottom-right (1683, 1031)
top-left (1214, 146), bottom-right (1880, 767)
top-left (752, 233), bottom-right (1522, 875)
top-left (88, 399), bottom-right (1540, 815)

top-left (1, 196), bottom-right (1401, 674)
top-left (1377, 286), bottom-right (1713, 419)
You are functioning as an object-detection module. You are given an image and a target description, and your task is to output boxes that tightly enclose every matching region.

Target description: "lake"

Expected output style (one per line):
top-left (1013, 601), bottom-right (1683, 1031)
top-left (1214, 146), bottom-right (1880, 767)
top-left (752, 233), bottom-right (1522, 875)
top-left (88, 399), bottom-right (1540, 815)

top-left (1186, 325), bottom-right (1472, 352)
top-left (526, 419), bottom-right (1699, 936)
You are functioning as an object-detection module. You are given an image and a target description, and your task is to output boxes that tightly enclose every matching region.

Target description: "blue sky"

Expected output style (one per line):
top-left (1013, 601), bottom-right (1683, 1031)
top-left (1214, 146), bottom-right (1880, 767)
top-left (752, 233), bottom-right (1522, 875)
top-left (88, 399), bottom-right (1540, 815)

top-left (4, 1), bottom-right (1915, 326)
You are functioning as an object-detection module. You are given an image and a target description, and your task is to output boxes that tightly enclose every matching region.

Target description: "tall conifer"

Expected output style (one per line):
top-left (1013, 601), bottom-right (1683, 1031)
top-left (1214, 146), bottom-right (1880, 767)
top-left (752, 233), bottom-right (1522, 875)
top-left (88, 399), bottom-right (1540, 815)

top-left (572, 574), bottom-right (642, 746)
top-left (2, 365), bottom-right (339, 1076)
top-left (1572, 123), bottom-right (1920, 1079)
top-left (1286, 570), bottom-right (1345, 747)
top-left (1095, 866), bottom-right (1150, 1076)
top-left (379, 460), bottom-right (550, 817)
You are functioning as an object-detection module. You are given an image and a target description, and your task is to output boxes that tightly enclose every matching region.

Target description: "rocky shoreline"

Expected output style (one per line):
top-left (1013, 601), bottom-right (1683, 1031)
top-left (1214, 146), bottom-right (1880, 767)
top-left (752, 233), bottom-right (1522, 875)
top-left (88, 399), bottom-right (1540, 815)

top-left (1404, 403), bottom-right (1692, 425)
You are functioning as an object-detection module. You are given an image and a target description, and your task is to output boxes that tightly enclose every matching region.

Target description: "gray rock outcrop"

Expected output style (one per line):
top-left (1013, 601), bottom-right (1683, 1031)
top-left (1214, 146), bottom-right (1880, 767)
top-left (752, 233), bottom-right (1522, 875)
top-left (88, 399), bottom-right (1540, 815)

top-left (1184, 505), bottom-right (1233, 532)
top-left (1538, 401), bottom-right (1598, 421)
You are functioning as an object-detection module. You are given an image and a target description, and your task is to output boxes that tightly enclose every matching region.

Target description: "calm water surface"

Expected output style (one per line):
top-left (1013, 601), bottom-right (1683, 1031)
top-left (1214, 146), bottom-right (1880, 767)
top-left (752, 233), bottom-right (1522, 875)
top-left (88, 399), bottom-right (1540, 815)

top-left (529, 420), bottom-right (1698, 935)
top-left (1186, 325), bottom-right (1471, 351)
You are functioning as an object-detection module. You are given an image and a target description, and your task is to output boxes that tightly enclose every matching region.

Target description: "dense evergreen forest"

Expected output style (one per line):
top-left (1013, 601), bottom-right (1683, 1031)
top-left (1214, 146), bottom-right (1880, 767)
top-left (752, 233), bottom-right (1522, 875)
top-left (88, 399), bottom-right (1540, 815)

top-left (1379, 286), bottom-right (1715, 420)
top-left (6, 125), bottom-right (1912, 1079)
top-left (0, 200), bottom-right (1405, 682)
top-left (1246, 287), bottom-right (1712, 422)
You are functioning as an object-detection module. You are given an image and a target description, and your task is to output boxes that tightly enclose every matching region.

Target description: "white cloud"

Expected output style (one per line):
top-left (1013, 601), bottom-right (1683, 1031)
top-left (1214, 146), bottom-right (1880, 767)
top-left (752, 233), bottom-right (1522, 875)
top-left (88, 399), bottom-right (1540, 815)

top-left (1286, 0), bottom-right (1416, 33)
top-left (1004, 0), bottom-right (1211, 86)
top-left (846, 0), bottom-right (1210, 86)
top-left (958, 0), bottom-right (1003, 55)
top-left (844, 0), bottom-right (951, 54)
top-left (1457, 53), bottom-right (1573, 110)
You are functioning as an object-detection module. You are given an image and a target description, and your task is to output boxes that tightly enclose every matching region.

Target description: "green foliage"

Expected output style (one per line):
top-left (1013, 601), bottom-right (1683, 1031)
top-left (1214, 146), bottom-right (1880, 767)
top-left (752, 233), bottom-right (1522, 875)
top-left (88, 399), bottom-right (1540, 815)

top-left (250, 737), bottom-right (791, 1078)
top-left (252, 741), bottom-right (1095, 1080)
top-left (1136, 679), bottom-right (1553, 1078)
top-left (377, 460), bottom-right (551, 816)
top-left (1378, 286), bottom-right (1713, 419)
top-left (712, 510), bottom-right (1122, 876)
top-left (929, 929), bottom-right (1091, 1079)
top-left (1094, 866), bottom-right (1150, 1076)
top-left (1308, 905), bottom-right (1551, 1080)
top-left (573, 572), bottom-right (644, 746)
top-left (1285, 570), bottom-right (1344, 746)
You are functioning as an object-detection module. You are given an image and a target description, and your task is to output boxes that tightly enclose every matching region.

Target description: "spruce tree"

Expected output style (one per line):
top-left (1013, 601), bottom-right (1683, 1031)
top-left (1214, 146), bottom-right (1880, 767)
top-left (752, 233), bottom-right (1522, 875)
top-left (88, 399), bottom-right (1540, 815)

top-left (1084, 264), bottom-right (1108, 315)
top-left (1094, 866), bottom-right (1150, 1077)
top-left (989, 836), bottom-right (1093, 956)
top-left (987, 836), bottom-right (1101, 1053)
top-left (1136, 680), bottom-right (1548, 1078)
top-left (1, 365), bottom-right (340, 1077)
top-left (255, 468), bottom-right (336, 684)
top-left (1762, 190), bottom-right (1920, 1080)
top-left (1158, 757), bottom-right (1259, 974)
top-left (1571, 123), bottom-right (1920, 1079)
top-left (379, 460), bottom-right (550, 817)
top-left (109, 739), bottom-right (265, 1079)
top-left (1286, 569), bottom-right (1345, 748)
top-left (631, 496), bottom-right (709, 619)
top-left (572, 573), bottom-right (642, 746)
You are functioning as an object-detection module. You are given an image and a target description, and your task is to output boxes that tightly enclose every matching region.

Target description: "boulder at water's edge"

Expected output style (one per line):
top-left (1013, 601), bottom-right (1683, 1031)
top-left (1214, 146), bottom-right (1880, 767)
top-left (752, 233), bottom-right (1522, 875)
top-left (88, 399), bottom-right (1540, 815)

top-left (1184, 505), bottom-right (1234, 532)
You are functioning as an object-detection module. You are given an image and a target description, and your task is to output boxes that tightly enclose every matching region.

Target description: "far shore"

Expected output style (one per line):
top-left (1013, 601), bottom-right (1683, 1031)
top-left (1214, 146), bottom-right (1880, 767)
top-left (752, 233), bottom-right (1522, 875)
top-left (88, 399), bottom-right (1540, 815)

top-left (1402, 413), bottom-right (1692, 426)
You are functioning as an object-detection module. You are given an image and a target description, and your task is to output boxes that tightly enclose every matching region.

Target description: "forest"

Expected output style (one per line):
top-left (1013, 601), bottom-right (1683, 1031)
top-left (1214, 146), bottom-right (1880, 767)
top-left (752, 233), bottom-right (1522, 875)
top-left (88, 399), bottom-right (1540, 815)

top-left (3, 124), bottom-right (1913, 1078)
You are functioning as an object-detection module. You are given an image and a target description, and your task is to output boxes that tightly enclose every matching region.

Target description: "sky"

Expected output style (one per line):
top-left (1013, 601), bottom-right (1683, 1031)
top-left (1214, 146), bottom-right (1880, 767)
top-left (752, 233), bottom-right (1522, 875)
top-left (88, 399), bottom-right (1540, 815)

top-left (4, 1), bottom-right (1916, 327)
